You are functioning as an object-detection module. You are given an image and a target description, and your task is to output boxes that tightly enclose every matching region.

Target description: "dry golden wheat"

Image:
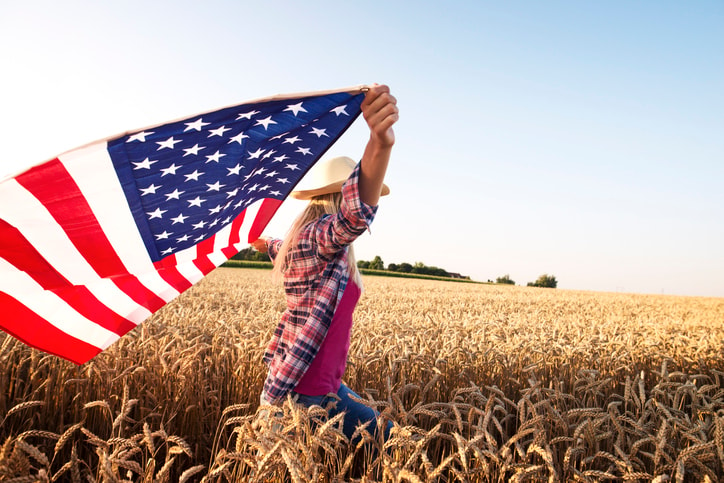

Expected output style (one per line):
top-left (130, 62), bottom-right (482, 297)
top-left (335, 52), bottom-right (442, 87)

top-left (0, 267), bottom-right (723, 481)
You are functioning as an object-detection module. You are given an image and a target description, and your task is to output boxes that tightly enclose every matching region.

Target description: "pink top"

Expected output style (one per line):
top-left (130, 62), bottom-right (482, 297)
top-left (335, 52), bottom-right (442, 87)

top-left (293, 280), bottom-right (361, 396)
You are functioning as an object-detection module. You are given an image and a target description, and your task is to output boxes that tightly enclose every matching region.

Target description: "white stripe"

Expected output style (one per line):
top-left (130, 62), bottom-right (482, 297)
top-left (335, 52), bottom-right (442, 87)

top-left (59, 144), bottom-right (180, 302)
top-left (175, 261), bottom-right (204, 285)
top-left (0, 257), bottom-right (120, 349)
top-left (0, 178), bottom-right (151, 321)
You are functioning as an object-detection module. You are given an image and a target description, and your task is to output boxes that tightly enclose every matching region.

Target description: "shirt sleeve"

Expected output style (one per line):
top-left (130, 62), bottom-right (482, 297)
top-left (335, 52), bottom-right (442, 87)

top-left (313, 162), bottom-right (378, 258)
top-left (267, 238), bottom-right (283, 262)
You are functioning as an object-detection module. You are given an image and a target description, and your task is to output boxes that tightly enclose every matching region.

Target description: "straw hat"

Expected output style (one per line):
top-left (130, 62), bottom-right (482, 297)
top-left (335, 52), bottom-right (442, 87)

top-left (290, 156), bottom-right (390, 200)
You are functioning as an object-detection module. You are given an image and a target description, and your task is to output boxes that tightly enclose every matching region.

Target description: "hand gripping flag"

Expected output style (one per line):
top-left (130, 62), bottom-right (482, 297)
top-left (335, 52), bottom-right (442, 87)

top-left (0, 86), bottom-right (366, 364)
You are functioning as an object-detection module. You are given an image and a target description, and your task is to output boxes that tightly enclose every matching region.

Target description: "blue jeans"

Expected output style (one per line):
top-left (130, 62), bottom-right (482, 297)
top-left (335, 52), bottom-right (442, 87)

top-left (293, 383), bottom-right (392, 442)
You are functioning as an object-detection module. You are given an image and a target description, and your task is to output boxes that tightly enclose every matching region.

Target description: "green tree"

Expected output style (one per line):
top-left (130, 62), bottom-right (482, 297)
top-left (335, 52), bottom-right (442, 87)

top-left (397, 262), bottom-right (413, 273)
top-left (527, 274), bottom-right (558, 288)
top-left (496, 274), bottom-right (515, 285)
top-left (368, 255), bottom-right (385, 270)
top-left (357, 260), bottom-right (370, 269)
top-left (231, 247), bottom-right (271, 262)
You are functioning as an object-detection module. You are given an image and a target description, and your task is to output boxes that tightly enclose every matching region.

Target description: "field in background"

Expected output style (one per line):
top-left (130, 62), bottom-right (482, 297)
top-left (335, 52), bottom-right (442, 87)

top-left (1, 268), bottom-right (723, 482)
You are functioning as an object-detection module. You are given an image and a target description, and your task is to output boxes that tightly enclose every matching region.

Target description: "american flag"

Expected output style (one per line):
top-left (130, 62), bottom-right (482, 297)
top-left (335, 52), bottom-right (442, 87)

top-left (0, 86), bottom-right (365, 364)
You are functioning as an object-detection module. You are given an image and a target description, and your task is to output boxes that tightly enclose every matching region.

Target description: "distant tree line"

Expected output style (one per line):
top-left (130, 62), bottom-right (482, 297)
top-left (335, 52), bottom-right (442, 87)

top-left (234, 248), bottom-right (555, 287)
top-left (232, 247), bottom-right (271, 262)
top-left (357, 256), bottom-right (470, 280)
top-left (492, 273), bottom-right (558, 288)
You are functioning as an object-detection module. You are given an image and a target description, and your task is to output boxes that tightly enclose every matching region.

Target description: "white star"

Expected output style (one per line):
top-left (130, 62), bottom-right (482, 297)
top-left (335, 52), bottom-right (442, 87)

top-left (277, 177), bottom-right (290, 184)
top-left (254, 116), bottom-right (277, 130)
top-left (227, 164), bottom-right (242, 176)
top-left (156, 137), bottom-right (182, 150)
top-left (265, 170), bottom-right (279, 178)
top-left (331, 105), bottom-right (349, 116)
top-left (184, 118), bottom-right (210, 132)
top-left (248, 183), bottom-right (259, 192)
top-left (247, 148), bottom-right (265, 159)
top-left (226, 188), bottom-right (239, 198)
top-left (132, 158), bottom-right (157, 170)
top-left (176, 234), bottom-right (190, 242)
top-left (205, 151), bottom-right (226, 163)
top-left (296, 147), bottom-right (312, 156)
top-left (236, 110), bottom-right (260, 120)
top-left (269, 190), bottom-right (282, 196)
top-left (160, 163), bottom-right (180, 176)
top-left (183, 144), bottom-right (205, 156)
top-left (283, 136), bottom-right (301, 145)
top-left (262, 149), bottom-right (276, 160)
top-left (155, 230), bottom-right (171, 240)
top-left (284, 102), bottom-right (307, 116)
top-left (206, 181), bottom-right (225, 191)
top-left (188, 196), bottom-right (206, 207)
top-left (194, 234), bottom-right (206, 242)
top-left (140, 183), bottom-right (161, 196)
top-left (259, 184), bottom-right (270, 191)
top-left (221, 216), bottom-right (232, 225)
top-left (161, 247), bottom-right (174, 255)
top-left (185, 170), bottom-right (203, 182)
top-left (208, 125), bottom-right (232, 137)
top-left (127, 131), bottom-right (154, 142)
top-left (228, 132), bottom-right (249, 145)
top-left (255, 167), bottom-right (267, 176)
top-left (165, 188), bottom-right (184, 200)
top-left (209, 204), bottom-right (223, 214)
top-left (171, 213), bottom-right (188, 224)
top-left (273, 154), bottom-right (289, 163)
top-left (192, 220), bottom-right (207, 230)
top-left (284, 163), bottom-right (299, 171)
top-left (309, 127), bottom-right (329, 138)
top-left (147, 207), bottom-right (166, 219)
top-left (233, 199), bottom-right (244, 209)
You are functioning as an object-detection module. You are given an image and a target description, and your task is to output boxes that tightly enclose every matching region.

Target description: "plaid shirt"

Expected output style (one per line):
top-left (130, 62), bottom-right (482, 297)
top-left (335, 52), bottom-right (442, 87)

top-left (262, 163), bottom-right (377, 403)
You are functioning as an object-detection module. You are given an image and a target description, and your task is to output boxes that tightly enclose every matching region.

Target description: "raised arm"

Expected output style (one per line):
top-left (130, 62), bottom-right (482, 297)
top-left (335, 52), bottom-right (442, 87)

top-left (358, 84), bottom-right (399, 207)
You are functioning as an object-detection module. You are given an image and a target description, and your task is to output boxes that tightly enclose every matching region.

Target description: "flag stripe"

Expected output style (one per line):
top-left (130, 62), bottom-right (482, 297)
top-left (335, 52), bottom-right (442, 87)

top-left (0, 292), bottom-right (102, 364)
top-left (0, 179), bottom-right (150, 322)
top-left (192, 237), bottom-right (218, 275)
top-left (0, 219), bottom-right (137, 335)
top-left (0, 257), bottom-right (119, 349)
top-left (248, 198), bottom-right (283, 243)
top-left (15, 160), bottom-right (168, 311)
top-left (59, 144), bottom-right (181, 302)
top-left (153, 255), bottom-right (193, 293)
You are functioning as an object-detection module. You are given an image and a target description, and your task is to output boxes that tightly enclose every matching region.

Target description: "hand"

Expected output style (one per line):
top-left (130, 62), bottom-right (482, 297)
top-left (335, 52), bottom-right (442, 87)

top-left (250, 238), bottom-right (268, 253)
top-left (361, 84), bottom-right (398, 149)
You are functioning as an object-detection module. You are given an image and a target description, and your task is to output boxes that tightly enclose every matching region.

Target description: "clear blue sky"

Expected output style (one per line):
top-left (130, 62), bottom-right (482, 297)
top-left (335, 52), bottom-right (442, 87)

top-left (2, 1), bottom-right (722, 296)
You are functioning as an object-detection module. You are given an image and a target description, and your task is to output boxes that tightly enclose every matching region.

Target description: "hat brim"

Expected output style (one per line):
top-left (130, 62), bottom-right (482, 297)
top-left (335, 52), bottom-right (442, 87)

top-left (291, 182), bottom-right (390, 200)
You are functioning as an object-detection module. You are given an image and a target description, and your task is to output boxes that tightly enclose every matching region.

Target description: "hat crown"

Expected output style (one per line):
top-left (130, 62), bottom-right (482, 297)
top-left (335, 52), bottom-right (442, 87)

top-left (295, 156), bottom-right (356, 192)
top-left (290, 155), bottom-right (390, 200)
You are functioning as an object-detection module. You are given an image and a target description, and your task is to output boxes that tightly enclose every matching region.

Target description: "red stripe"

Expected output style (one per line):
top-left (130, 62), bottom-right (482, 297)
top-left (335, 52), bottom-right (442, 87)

top-left (153, 255), bottom-right (193, 292)
top-left (248, 198), bottom-right (282, 243)
top-left (0, 292), bottom-right (102, 365)
top-left (15, 159), bottom-right (167, 311)
top-left (0, 219), bottom-right (137, 335)
top-left (192, 236), bottom-right (217, 275)
top-left (221, 212), bottom-right (246, 259)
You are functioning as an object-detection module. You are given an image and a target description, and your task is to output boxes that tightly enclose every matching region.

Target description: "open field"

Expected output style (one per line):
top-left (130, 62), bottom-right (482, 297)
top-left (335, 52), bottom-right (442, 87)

top-left (1, 268), bottom-right (723, 482)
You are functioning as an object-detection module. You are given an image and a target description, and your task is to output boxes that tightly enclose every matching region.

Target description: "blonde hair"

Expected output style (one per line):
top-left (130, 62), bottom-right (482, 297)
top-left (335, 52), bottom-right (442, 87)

top-left (272, 192), bottom-right (361, 286)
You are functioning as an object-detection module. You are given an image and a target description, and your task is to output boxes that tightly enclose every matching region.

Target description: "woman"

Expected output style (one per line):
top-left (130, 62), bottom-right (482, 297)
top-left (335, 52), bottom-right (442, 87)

top-left (251, 84), bottom-right (398, 441)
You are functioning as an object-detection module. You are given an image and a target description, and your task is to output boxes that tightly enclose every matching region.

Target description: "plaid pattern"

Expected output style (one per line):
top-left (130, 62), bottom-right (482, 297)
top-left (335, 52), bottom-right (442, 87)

top-left (262, 163), bottom-right (377, 403)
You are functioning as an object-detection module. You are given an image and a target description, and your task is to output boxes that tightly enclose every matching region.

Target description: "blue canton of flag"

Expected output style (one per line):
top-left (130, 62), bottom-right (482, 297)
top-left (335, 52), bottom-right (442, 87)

top-left (108, 91), bottom-right (364, 262)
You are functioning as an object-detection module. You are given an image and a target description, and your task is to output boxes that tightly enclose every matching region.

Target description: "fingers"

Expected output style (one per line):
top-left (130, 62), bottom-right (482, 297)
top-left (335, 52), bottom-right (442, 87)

top-left (361, 84), bottom-right (398, 146)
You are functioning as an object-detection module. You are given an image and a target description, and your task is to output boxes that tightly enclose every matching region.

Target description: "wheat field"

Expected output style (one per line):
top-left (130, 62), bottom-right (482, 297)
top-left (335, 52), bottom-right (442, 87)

top-left (1, 267), bottom-right (723, 482)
